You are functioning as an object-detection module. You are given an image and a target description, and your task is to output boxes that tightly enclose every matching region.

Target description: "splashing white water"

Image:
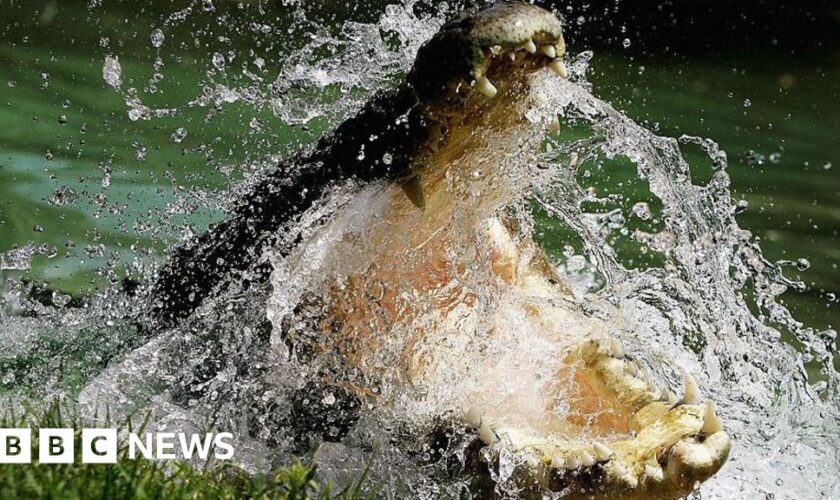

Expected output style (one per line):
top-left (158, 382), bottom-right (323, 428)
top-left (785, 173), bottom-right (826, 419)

top-left (1, 2), bottom-right (837, 498)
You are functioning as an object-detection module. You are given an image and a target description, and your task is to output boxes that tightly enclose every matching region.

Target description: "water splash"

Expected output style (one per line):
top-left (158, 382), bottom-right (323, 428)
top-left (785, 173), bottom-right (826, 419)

top-left (1, 1), bottom-right (838, 498)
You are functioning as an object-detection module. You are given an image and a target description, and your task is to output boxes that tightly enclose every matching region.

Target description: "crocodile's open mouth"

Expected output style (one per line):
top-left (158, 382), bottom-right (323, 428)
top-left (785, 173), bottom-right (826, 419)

top-left (222, 2), bottom-right (735, 498)
top-left (314, 3), bottom-right (732, 498)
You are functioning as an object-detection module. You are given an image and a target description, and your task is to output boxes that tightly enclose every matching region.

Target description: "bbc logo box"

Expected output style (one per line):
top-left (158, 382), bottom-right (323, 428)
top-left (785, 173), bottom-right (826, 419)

top-left (0, 428), bottom-right (117, 464)
top-left (1, 428), bottom-right (234, 463)
top-left (0, 429), bottom-right (31, 463)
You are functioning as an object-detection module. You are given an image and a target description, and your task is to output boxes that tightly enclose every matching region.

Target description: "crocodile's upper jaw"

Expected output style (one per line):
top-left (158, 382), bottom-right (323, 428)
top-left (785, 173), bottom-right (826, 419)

top-left (407, 1), bottom-right (567, 106)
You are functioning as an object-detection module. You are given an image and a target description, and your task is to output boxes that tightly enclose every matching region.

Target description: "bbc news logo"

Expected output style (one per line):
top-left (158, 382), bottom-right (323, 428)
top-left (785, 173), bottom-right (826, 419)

top-left (0, 429), bottom-right (234, 464)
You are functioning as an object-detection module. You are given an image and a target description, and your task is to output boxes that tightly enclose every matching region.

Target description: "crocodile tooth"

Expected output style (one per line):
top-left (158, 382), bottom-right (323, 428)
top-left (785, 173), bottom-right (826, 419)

top-left (508, 52), bottom-right (517, 61)
top-left (701, 401), bottom-right (723, 434)
top-left (645, 464), bottom-right (665, 482)
top-left (684, 373), bottom-right (701, 405)
top-left (524, 39), bottom-right (537, 54)
top-left (580, 451), bottom-right (596, 467)
top-left (593, 441), bottom-right (613, 461)
top-left (540, 44), bottom-right (556, 58)
top-left (608, 461), bottom-right (630, 479)
top-left (490, 45), bottom-right (502, 55)
top-left (564, 454), bottom-right (579, 470)
top-left (549, 59), bottom-right (568, 78)
top-left (476, 75), bottom-right (497, 98)
top-left (400, 175), bottom-right (425, 209)
top-left (548, 117), bottom-right (561, 133)
top-left (478, 421), bottom-right (499, 444)
top-left (550, 455), bottom-right (565, 470)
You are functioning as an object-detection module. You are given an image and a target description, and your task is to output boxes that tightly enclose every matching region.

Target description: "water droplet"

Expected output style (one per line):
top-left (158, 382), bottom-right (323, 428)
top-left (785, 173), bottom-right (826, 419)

top-left (622, 38), bottom-right (631, 49)
top-left (50, 186), bottom-right (78, 206)
top-left (743, 99), bottom-right (752, 108)
top-left (632, 202), bottom-right (651, 220)
top-left (58, 114), bottom-right (67, 124)
top-left (567, 255), bottom-right (586, 272)
top-left (212, 52), bottom-right (225, 70)
top-left (103, 55), bottom-right (122, 88)
top-left (150, 28), bottom-right (165, 48)
top-left (171, 127), bottom-right (188, 143)
top-left (128, 108), bottom-right (145, 121)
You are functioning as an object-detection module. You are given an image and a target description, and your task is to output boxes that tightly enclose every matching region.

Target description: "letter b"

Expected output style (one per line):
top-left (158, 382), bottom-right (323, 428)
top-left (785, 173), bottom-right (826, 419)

top-left (39, 429), bottom-right (74, 464)
top-left (0, 429), bottom-right (31, 463)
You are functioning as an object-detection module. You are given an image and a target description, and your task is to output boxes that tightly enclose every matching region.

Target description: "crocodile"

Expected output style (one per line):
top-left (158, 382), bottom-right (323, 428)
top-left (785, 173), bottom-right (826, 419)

top-left (149, 3), bottom-right (730, 497)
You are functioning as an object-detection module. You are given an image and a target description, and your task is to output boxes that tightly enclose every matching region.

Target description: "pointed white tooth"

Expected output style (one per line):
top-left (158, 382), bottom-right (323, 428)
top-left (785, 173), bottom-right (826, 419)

top-left (523, 39), bottom-right (537, 54)
top-left (593, 441), bottom-right (613, 461)
top-left (548, 117), bottom-right (561, 133)
top-left (701, 401), bottom-right (723, 434)
top-left (625, 363), bottom-right (638, 377)
top-left (478, 421), bottom-right (499, 445)
top-left (667, 390), bottom-right (679, 405)
top-left (540, 44), bottom-right (556, 58)
top-left (645, 464), bottom-right (664, 482)
top-left (550, 455), bottom-right (565, 470)
top-left (508, 52), bottom-right (517, 61)
top-left (608, 461), bottom-right (630, 478)
top-left (549, 59), bottom-right (569, 78)
top-left (684, 373), bottom-right (701, 405)
top-left (490, 45), bottom-right (502, 55)
top-left (609, 338), bottom-right (625, 358)
top-left (465, 406), bottom-right (482, 428)
top-left (564, 454), bottom-right (579, 470)
top-left (475, 75), bottom-right (497, 98)
top-left (580, 451), bottom-right (596, 467)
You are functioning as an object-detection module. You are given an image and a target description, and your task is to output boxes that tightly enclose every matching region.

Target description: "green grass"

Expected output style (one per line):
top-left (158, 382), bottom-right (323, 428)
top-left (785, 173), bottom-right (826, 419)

top-left (0, 405), bottom-right (372, 500)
